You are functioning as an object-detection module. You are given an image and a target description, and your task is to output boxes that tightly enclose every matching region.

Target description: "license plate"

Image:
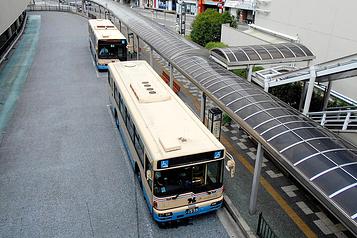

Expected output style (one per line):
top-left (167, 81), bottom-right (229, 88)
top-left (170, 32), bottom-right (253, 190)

top-left (186, 207), bottom-right (198, 214)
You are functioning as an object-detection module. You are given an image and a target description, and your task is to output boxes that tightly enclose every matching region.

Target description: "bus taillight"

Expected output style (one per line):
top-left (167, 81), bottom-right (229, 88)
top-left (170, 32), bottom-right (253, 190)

top-left (153, 201), bottom-right (157, 208)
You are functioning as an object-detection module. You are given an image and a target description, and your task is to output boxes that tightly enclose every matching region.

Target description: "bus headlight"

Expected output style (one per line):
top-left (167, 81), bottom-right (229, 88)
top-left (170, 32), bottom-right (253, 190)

top-left (158, 212), bottom-right (173, 217)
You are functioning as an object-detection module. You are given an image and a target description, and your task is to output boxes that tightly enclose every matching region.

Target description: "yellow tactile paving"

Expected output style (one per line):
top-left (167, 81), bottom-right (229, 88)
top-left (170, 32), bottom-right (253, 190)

top-left (222, 136), bottom-right (317, 238)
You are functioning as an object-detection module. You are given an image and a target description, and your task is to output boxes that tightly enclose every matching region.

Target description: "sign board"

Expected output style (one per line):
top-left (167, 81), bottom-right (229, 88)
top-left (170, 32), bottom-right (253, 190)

top-left (208, 107), bottom-right (222, 140)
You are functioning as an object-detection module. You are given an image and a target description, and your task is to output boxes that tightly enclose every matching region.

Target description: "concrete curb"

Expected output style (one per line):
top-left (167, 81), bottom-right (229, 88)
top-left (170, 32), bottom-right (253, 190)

top-left (224, 195), bottom-right (257, 238)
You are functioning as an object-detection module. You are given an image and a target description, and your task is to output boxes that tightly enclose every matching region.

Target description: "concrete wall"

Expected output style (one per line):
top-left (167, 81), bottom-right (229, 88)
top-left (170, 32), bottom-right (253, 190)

top-left (221, 24), bottom-right (267, 46)
top-left (0, 0), bottom-right (29, 35)
top-left (253, 0), bottom-right (357, 100)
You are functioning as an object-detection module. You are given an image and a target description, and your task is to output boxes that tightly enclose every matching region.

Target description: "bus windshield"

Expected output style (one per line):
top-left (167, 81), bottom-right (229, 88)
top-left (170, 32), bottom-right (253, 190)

top-left (98, 40), bottom-right (127, 60)
top-left (153, 160), bottom-right (223, 197)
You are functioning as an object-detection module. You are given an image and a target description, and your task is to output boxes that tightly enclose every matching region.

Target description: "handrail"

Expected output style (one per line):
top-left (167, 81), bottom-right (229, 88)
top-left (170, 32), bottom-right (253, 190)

top-left (307, 109), bottom-right (357, 131)
top-left (307, 109), bottom-right (357, 115)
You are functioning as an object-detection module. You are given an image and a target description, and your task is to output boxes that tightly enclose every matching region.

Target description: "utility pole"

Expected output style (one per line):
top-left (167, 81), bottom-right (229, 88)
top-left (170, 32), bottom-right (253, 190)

top-left (176, 0), bottom-right (186, 36)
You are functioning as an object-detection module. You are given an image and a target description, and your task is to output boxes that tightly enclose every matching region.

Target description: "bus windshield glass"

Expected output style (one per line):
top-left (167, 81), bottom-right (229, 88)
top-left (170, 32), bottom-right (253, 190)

top-left (153, 160), bottom-right (223, 197)
top-left (98, 40), bottom-right (127, 60)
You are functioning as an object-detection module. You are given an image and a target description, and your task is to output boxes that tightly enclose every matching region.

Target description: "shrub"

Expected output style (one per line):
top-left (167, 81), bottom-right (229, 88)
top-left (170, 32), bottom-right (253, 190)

top-left (191, 9), bottom-right (235, 47)
top-left (205, 41), bottom-right (228, 50)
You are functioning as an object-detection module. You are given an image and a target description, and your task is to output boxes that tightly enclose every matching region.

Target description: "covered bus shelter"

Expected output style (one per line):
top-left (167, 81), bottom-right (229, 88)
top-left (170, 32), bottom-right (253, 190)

top-left (88, 0), bottom-right (357, 235)
top-left (210, 42), bottom-right (315, 76)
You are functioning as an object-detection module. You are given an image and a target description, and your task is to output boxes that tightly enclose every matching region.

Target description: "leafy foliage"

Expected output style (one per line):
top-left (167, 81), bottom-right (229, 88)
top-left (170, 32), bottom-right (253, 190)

top-left (270, 82), bottom-right (303, 109)
top-left (190, 9), bottom-right (235, 47)
top-left (222, 113), bottom-right (232, 126)
top-left (231, 66), bottom-right (264, 79)
top-left (205, 41), bottom-right (228, 50)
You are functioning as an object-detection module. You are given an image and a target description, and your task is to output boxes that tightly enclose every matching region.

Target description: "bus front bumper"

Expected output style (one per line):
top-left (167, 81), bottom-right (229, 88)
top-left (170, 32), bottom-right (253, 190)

top-left (153, 196), bottom-right (223, 222)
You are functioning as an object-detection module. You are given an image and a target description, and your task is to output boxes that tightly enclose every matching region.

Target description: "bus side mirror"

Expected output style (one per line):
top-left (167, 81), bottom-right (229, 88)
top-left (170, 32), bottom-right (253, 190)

top-left (146, 170), bottom-right (152, 180)
top-left (225, 153), bottom-right (236, 178)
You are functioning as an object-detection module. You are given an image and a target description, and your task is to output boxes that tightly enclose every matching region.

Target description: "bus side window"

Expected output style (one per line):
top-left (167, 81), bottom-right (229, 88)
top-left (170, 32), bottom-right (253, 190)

top-left (134, 131), bottom-right (144, 165)
top-left (145, 156), bottom-right (152, 190)
top-left (123, 106), bottom-right (127, 125)
top-left (127, 114), bottom-right (134, 140)
top-left (119, 96), bottom-right (124, 116)
top-left (114, 84), bottom-right (119, 106)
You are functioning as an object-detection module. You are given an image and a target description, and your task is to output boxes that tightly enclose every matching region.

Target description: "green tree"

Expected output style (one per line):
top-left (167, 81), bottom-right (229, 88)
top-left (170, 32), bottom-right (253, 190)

top-left (190, 10), bottom-right (235, 47)
top-left (270, 82), bottom-right (303, 109)
top-left (205, 41), bottom-right (228, 50)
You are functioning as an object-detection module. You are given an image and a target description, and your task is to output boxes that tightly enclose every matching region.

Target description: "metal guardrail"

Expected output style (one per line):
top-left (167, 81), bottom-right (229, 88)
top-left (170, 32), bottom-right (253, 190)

top-left (256, 212), bottom-right (278, 238)
top-left (307, 109), bottom-right (357, 131)
top-left (27, 4), bottom-right (82, 13)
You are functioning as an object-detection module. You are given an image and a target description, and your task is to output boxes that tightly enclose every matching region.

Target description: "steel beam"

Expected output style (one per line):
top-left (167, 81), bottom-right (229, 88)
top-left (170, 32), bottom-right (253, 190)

top-left (249, 143), bottom-right (263, 215)
top-left (247, 65), bottom-right (253, 82)
top-left (136, 35), bottom-right (139, 60)
top-left (322, 81), bottom-right (332, 111)
top-left (169, 63), bottom-right (174, 89)
top-left (200, 92), bottom-right (206, 124)
top-left (303, 66), bottom-right (316, 115)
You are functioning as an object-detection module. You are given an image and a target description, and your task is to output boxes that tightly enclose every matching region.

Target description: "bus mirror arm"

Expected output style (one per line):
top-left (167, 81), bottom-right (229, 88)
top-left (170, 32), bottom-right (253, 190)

top-left (146, 170), bottom-right (152, 180)
top-left (225, 153), bottom-right (236, 178)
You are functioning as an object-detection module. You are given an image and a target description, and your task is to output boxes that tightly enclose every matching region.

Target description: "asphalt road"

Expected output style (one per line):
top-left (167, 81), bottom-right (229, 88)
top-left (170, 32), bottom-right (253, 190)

top-left (0, 11), bottom-right (241, 238)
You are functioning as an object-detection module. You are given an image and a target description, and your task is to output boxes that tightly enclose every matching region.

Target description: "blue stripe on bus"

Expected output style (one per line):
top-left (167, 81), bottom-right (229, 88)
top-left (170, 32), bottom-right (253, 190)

top-left (152, 201), bottom-right (223, 222)
top-left (97, 65), bottom-right (108, 70)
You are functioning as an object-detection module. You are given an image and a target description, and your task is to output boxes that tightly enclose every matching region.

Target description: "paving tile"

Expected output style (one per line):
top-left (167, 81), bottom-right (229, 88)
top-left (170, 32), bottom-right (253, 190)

top-left (237, 142), bottom-right (248, 150)
top-left (239, 138), bottom-right (247, 143)
top-left (334, 231), bottom-right (348, 238)
top-left (222, 126), bottom-right (229, 132)
top-left (247, 151), bottom-right (256, 160)
top-left (313, 220), bottom-right (333, 235)
top-left (296, 201), bottom-right (313, 215)
top-left (230, 136), bottom-right (238, 141)
top-left (249, 147), bottom-right (256, 152)
top-left (231, 130), bottom-right (238, 134)
top-left (281, 185), bottom-right (298, 197)
top-left (281, 185), bottom-right (298, 192)
top-left (266, 170), bottom-right (284, 179)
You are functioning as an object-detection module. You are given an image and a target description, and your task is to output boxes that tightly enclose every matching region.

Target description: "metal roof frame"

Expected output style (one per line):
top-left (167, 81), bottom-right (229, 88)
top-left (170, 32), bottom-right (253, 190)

top-left (90, 1), bottom-right (357, 234)
top-left (210, 43), bottom-right (315, 70)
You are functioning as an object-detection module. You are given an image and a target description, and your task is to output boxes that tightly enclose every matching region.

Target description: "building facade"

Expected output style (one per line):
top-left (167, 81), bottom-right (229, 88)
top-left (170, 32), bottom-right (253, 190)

top-left (223, 0), bottom-right (357, 100)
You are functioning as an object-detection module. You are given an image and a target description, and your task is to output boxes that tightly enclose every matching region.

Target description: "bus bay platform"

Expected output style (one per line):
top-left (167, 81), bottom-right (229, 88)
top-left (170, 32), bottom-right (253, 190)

top-left (139, 35), bottom-right (352, 238)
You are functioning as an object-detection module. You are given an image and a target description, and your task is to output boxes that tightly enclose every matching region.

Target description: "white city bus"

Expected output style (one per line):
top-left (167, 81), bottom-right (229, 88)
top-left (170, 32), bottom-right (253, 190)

top-left (108, 61), bottom-right (226, 223)
top-left (88, 19), bottom-right (127, 70)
